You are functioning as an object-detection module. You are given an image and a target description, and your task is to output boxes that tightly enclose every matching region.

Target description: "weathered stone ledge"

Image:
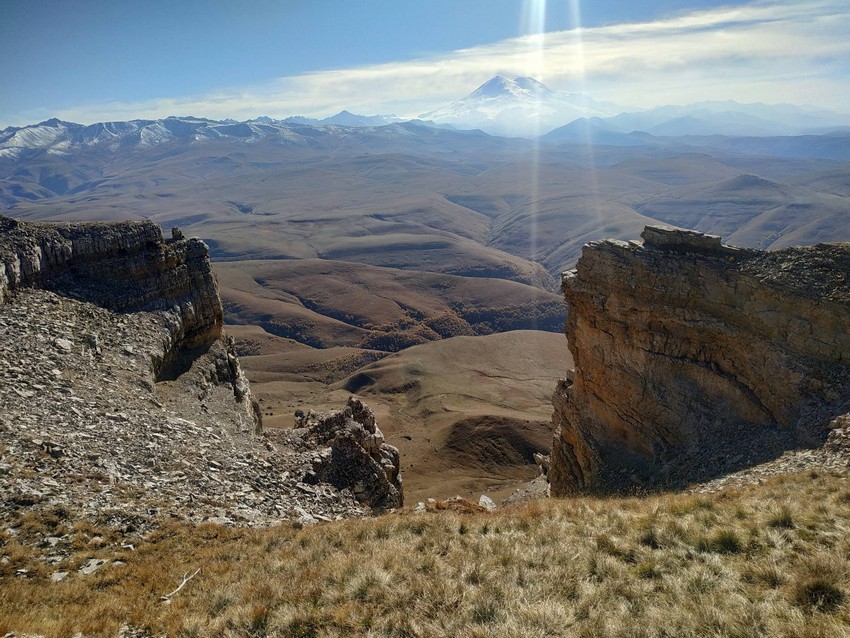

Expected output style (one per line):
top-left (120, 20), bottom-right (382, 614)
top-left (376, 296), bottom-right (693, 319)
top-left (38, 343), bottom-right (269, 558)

top-left (550, 225), bottom-right (850, 495)
top-left (0, 215), bottom-right (223, 367)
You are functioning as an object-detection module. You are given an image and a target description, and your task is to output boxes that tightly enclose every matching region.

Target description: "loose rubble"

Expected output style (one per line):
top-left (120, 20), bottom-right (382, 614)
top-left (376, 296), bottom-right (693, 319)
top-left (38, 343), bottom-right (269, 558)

top-left (0, 288), bottom-right (373, 535)
top-left (692, 413), bottom-right (850, 493)
top-left (0, 217), bottom-right (404, 579)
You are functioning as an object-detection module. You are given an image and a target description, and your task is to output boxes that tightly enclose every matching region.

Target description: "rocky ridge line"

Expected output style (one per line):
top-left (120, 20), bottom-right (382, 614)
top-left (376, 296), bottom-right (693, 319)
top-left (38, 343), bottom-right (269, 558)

top-left (0, 215), bottom-right (222, 363)
top-left (550, 225), bottom-right (850, 494)
top-left (0, 216), bottom-right (402, 547)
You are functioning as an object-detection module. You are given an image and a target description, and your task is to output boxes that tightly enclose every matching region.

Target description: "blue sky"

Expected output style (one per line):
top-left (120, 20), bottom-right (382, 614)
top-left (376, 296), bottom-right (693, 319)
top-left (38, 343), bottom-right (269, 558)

top-left (1, 0), bottom-right (848, 127)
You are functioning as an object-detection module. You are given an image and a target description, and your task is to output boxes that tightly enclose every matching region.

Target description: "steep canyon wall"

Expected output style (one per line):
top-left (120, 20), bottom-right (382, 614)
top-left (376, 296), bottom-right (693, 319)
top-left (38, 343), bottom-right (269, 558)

top-left (0, 215), bottom-right (223, 365)
top-left (550, 226), bottom-right (850, 494)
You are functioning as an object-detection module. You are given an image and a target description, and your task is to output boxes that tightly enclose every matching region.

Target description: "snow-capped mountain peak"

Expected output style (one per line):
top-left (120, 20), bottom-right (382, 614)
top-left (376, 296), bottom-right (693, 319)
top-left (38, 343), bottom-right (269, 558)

top-left (469, 76), bottom-right (512, 98)
top-left (420, 75), bottom-right (620, 137)
top-left (512, 76), bottom-right (553, 95)
top-left (0, 119), bottom-right (82, 150)
top-left (0, 114), bottom-right (408, 157)
top-left (469, 76), bottom-right (554, 101)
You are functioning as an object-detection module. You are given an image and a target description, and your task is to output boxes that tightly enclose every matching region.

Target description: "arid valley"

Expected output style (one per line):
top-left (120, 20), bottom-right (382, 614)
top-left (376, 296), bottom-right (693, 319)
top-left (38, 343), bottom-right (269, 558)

top-left (3, 114), bottom-right (850, 503)
top-left (3, 1), bottom-right (850, 632)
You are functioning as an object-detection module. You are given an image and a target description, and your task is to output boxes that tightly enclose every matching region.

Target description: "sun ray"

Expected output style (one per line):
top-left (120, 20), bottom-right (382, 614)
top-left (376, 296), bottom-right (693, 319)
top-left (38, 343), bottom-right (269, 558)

top-left (565, 0), bottom-right (603, 227)
top-left (520, 0), bottom-right (547, 329)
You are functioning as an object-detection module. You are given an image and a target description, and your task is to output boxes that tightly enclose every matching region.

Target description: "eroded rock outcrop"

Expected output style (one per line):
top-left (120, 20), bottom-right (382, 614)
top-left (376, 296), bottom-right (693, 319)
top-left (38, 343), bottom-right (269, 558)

top-left (0, 216), bottom-right (408, 535)
top-left (0, 215), bottom-right (266, 425)
top-left (550, 226), bottom-right (850, 494)
top-left (0, 287), bottom-right (376, 531)
top-left (0, 215), bottom-right (222, 354)
top-left (296, 396), bottom-right (403, 511)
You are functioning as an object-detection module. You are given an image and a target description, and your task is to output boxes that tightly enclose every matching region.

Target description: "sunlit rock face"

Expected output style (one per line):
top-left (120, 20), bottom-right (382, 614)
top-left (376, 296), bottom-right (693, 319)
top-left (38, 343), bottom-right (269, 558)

top-left (0, 215), bottom-right (222, 352)
top-left (550, 226), bottom-right (850, 494)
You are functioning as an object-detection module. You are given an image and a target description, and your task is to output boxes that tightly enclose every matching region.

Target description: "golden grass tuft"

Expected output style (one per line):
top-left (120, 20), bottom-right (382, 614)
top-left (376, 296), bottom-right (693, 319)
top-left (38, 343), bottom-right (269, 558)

top-left (1, 469), bottom-right (849, 637)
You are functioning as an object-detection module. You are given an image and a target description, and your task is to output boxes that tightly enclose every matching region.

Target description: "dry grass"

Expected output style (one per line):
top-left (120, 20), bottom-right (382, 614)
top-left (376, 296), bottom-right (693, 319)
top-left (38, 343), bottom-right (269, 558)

top-left (2, 470), bottom-right (850, 637)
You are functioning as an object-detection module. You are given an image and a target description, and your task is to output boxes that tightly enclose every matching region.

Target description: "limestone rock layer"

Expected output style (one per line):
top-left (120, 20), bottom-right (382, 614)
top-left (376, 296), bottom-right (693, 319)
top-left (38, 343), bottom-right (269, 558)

top-left (550, 226), bottom-right (850, 494)
top-left (0, 215), bottom-right (222, 358)
top-left (0, 215), bottom-right (262, 430)
top-left (0, 215), bottom-right (403, 528)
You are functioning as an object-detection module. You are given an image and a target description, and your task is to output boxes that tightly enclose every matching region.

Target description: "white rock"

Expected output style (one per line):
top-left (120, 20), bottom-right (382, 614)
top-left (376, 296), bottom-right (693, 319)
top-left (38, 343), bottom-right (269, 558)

top-left (78, 558), bottom-right (108, 575)
top-left (295, 506), bottom-right (318, 526)
top-left (478, 495), bottom-right (497, 511)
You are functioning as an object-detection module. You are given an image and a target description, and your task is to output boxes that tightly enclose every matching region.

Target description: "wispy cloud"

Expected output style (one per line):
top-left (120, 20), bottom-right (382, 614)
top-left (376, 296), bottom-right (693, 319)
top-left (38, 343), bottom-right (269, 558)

top-left (44, 0), bottom-right (850, 125)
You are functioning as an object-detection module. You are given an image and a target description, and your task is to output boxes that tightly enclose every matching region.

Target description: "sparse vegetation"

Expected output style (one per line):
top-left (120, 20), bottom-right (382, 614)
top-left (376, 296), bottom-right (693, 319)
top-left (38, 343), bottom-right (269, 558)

top-left (358, 321), bottom-right (439, 352)
top-left (2, 469), bottom-right (849, 637)
top-left (768, 504), bottom-right (796, 529)
top-left (452, 299), bottom-right (565, 334)
top-left (698, 528), bottom-right (744, 554)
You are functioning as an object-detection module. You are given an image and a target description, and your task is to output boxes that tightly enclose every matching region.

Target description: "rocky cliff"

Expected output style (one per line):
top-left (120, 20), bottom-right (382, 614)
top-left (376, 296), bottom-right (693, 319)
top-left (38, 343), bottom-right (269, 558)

top-left (0, 215), bottom-right (222, 364)
top-left (0, 216), bottom-right (401, 537)
top-left (297, 396), bottom-right (403, 510)
top-left (550, 226), bottom-right (850, 494)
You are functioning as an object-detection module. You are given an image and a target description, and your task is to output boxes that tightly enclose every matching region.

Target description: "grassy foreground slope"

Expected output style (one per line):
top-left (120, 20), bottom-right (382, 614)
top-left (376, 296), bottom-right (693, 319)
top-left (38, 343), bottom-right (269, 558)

top-left (3, 470), bottom-right (848, 637)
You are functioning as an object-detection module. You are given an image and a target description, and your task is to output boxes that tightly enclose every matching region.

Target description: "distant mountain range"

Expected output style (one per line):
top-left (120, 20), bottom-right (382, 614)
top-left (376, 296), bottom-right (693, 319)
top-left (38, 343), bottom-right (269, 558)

top-left (2, 95), bottom-right (850, 327)
top-left (282, 111), bottom-right (401, 127)
top-left (545, 100), bottom-right (850, 140)
top-left (0, 116), bottom-right (475, 161)
top-left (417, 76), bottom-right (850, 138)
top-left (3, 76), bottom-right (848, 155)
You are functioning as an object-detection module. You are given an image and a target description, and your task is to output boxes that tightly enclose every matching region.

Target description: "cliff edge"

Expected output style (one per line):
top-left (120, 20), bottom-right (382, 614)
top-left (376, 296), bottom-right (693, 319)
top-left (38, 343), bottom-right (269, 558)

top-left (0, 216), bottom-right (401, 535)
top-left (0, 215), bottom-right (222, 361)
top-left (550, 226), bottom-right (850, 494)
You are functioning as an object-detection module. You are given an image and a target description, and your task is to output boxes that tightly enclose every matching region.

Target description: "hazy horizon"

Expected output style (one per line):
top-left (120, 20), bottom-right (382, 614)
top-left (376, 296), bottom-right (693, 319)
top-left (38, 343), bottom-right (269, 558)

top-left (2, 0), bottom-right (849, 129)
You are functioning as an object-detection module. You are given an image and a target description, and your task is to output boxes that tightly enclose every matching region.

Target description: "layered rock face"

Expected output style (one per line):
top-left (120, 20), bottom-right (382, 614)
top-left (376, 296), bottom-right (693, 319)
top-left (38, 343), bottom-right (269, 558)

top-left (0, 215), bottom-right (222, 357)
top-left (550, 226), bottom-right (850, 494)
top-left (0, 215), bottom-right (403, 531)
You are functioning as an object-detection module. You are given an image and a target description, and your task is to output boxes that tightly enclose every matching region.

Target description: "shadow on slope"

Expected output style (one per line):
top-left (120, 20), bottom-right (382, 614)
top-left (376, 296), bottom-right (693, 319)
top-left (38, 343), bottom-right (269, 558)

top-left (443, 415), bottom-right (551, 475)
top-left (330, 330), bottom-right (571, 502)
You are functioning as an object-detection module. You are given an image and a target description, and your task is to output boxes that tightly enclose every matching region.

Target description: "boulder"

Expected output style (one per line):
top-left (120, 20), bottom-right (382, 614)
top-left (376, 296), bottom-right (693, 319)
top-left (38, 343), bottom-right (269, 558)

top-left (302, 396), bottom-right (403, 510)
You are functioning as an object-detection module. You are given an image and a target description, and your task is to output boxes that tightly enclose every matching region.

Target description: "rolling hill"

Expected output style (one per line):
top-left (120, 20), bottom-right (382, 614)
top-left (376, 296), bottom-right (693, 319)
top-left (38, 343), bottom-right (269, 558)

top-left (3, 115), bottom-right (850, 499)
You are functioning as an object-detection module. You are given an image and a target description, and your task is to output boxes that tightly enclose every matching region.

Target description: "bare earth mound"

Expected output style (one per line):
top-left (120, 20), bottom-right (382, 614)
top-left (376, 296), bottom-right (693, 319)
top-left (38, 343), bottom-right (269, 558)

top-left (443, 415), bottom-right (551, 474)
top-left (333, 330), bottom-right (570, 502)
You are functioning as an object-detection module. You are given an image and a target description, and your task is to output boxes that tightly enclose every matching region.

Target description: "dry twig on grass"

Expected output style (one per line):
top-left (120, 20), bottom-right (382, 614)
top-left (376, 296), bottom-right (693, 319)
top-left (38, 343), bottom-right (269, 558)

top-left (160, 568), bottom-right (201, 603)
